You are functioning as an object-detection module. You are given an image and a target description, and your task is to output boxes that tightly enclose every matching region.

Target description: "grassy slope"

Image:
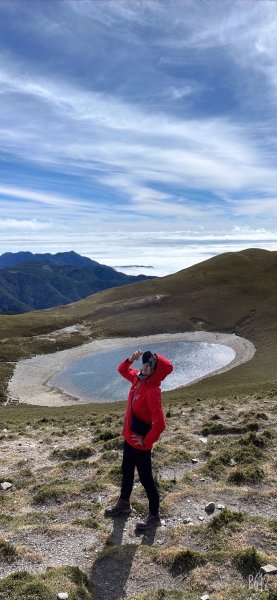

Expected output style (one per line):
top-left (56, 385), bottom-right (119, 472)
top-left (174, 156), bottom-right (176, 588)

top-left (1, 248), bottom-right (276, 399)
top-left (0, 248), bottom-right (276, 600)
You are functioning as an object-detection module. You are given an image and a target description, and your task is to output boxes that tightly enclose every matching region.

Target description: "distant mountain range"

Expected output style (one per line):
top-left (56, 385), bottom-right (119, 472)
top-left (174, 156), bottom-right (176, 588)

top-left (0, 251), bottom-right (154, 314)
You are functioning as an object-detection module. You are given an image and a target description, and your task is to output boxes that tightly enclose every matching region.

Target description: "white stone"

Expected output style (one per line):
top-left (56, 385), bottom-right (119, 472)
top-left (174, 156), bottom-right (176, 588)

top-left (57, 593), bottom-right (69, 600)
top-left (260, 564), bottom-right (277, 574)
top-left (201, 594), bottom-right (210, 600)
top-left (217, 504), bottom-right (225, 510)
top-left (191, 458), bottom-right (199, 463)
top-left (1, 481), bottom-right (13, 490)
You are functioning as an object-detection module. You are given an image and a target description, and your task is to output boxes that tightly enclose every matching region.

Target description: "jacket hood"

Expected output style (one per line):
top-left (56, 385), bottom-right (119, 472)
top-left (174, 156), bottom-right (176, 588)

top-left (148, 353), bottom-right (173, 385)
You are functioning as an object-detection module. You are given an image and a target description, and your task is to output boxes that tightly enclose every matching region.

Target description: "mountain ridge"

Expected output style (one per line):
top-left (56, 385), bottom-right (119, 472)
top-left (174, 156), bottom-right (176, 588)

top-left (0, 250), bottom-right (98, 269)
top-left (0, 251), bottom-right (154, 314)
top-left (0, 248), bottom-right (276, 399)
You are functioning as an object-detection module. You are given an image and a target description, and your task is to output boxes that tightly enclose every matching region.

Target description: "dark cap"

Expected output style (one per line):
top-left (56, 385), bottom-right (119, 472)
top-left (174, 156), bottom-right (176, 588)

top-left (142, 351), bottom-right (157, 370)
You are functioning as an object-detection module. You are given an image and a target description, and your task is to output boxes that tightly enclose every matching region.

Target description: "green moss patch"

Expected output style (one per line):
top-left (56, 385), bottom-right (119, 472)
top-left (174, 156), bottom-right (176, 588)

top-left (208, 508), bottom-right (244, 532)
top-left (0, 566), bottom-right (93, 600)
top-left (51, 445), bottom-right (93, 461)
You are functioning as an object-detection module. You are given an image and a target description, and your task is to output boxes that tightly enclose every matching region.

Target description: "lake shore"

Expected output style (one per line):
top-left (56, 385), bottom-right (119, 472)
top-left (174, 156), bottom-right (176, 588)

top-left (7, 332), bottom-right (256, 407)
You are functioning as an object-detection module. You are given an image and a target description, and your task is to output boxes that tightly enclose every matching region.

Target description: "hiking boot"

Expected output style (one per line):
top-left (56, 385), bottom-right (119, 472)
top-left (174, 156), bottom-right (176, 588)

top-left (135, 512), bottom-right (161, 532)
top-left (104, 498), bottom-right (132, 517)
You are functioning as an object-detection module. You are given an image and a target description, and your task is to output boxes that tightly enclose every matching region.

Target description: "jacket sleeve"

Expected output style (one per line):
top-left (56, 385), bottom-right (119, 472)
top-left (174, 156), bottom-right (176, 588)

top-left (118, 359), bottom-right (138, 383)
top-left (143, 387), bottom-right (166, 448)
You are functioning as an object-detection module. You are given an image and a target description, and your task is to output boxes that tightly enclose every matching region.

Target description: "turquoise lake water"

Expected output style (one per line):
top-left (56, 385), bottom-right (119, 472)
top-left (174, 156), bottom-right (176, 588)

top-left (49, 341), bottom-right (236, 403)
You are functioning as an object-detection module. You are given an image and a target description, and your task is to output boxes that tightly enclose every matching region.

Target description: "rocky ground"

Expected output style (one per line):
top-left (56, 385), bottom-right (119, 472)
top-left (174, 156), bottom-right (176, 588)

top-left (0, 388), bottom-right (276, 599)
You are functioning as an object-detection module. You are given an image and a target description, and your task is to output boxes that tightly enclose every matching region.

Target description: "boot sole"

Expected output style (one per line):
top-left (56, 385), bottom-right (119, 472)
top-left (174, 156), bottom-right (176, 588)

top-left (105, 508), bottom-right (132, 517)
top-left (135, 520), bottom-right (160, 531)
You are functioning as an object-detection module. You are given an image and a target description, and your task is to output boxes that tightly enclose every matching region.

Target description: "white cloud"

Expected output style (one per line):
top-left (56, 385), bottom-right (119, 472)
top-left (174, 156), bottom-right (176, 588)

top-left (0, 185), bottom-right (81, 208)
top-left (1, 52), bottom-right (277, 224)
top-left (0, 0), bottom-right (277, 270)
top-left (232, 198), bottom-right (277, 217)
top-left (0, 218), bottom-right (50, 230)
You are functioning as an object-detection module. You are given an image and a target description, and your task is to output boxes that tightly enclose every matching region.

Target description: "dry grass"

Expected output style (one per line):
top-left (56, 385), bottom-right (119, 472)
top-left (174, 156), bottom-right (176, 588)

top-left (0, 391), bottom-right (276, 599)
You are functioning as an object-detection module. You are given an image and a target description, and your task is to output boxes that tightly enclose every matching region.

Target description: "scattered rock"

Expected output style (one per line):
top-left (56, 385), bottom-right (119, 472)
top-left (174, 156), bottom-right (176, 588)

top-left (1, 481), bottom-right (13, 491)
top-left (229, 458), bottom-right (237, 466)
top-left (199, 437), bottom-right (208, 444)
top-left (205, 502), bottom-right (215, 515)
top-left (201, 594), bottom-right (210, 600)
top-left (183, 517), bottom-right (193, 524)
top-left (191, 458), bottom-right (199, 463)
top-left (260, 564), bottom-right (277, 575)
top-left (217, 504), bottom-right (225, 510)
top-left (198, 516), bottom-right (204, 521)
top-left (57, 593), bottom-right (69, 600)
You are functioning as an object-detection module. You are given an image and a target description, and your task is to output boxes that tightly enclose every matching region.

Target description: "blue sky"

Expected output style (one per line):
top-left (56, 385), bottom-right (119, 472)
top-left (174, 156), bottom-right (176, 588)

top-left (0, 0), bottom-right (277, 276)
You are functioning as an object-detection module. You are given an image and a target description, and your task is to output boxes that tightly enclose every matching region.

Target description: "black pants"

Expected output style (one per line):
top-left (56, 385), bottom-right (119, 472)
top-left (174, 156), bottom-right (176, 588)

top-left (120, 440), bottom-right (159, 516)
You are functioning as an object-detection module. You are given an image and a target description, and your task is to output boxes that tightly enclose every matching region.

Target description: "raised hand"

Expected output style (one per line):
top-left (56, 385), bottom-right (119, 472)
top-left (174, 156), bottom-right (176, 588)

top-left (128, 349), bottom-right (143, 363)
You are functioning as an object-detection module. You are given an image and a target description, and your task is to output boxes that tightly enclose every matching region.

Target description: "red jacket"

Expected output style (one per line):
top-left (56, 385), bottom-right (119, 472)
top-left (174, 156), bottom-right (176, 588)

top-left (118, 354), bottom-right (173, 451)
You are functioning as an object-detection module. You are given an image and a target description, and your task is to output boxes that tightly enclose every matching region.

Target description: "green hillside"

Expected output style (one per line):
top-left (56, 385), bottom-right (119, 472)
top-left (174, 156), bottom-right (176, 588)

top-left (0, 255), bottom-right (152, 314)
top-left (0, 248), bottom-right (276, 600)
top-left (0, 248), bottom-right (276, 400)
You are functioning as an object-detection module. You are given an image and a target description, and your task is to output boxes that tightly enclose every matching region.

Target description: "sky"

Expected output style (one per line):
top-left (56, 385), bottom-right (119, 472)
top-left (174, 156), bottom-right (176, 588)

top-left (0, 0), bottom-right (277, 277)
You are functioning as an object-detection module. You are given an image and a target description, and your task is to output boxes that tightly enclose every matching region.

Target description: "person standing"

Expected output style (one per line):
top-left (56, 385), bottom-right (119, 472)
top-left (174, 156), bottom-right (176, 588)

top-left (105, 349), bottom-right (173, 531)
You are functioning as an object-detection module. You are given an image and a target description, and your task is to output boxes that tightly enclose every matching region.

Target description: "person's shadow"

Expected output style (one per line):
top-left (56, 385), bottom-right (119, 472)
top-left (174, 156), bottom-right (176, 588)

top-left (89, 514), bottom-right (159, 600)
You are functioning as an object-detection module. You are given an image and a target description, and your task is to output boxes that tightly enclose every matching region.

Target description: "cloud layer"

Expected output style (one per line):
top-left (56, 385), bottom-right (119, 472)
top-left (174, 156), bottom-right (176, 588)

top-left (0, 0), bottom-right (276, 273)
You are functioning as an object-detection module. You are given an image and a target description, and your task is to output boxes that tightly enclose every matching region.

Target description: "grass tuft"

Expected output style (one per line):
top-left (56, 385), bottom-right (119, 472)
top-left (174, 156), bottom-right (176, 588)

top-left (170, 548), bottom-right (206, 575)
top-left (51, 445), bottom-right (93, 461)
top-left (233, 546), bottom-right (263, 576)
top-left (0, 538), bottom-right (17, 562)
top-left (0, 566), bottom-right (93, 600)
top-left (202, 421), bottom-right (259, 436)
top-left (227, 464), bottom-right (265, 485)
top-left (208, 508), bottom-right (244, 532)
top-left (31, 481), bottom-right (76, 505)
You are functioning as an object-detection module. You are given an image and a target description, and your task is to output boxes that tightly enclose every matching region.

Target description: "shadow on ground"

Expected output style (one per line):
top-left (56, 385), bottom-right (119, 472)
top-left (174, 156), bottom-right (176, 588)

top-left (89, 514), bottom-right (159, 600)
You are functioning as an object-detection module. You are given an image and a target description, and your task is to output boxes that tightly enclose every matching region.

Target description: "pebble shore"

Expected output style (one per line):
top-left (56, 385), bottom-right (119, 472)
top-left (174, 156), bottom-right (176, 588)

top-left (7, 332), bottom-right (256, 407)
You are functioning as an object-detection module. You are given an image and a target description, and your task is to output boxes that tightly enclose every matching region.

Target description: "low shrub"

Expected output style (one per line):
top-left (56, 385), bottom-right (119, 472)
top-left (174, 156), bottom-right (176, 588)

top-left (228, 465), bottom-right (265, 485)
top-left (0, 566), bottom-right (93, 600)
top-left (202, 422), bottom-right (243, 436)
top-left (202, 421), bottom-right (259, 436)
top-left (103, 437), bottom-right (124, 451)
top-left (233, 546), bottom-right (263, 576)
top-left (201, 456), bottom-right (228, 479)
top-left (208, 508), bottom-right (244, 532)
top-left (32, 482), bottom-right (74, 505)
top-left (170, 549), bottom-right (206, 575)
top-left (73, 517), bottom-right (99, 529)
top-left (96, 429), bottom-right (119, 441)
top-left (51, 445), bottom-right (93, 461)
top-left (0, 538), bottom-right (17, 562)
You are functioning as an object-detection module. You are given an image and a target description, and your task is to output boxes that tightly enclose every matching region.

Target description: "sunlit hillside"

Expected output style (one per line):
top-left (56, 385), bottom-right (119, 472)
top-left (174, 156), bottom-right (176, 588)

top-left (0, 248), bottom-right (276, 400)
